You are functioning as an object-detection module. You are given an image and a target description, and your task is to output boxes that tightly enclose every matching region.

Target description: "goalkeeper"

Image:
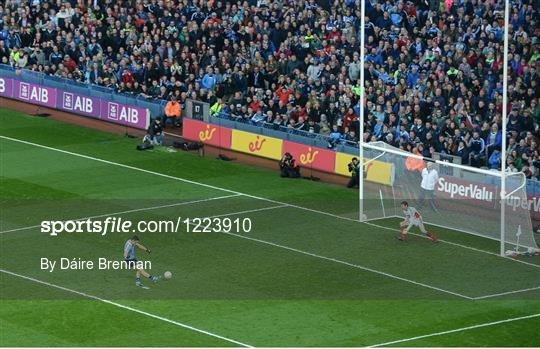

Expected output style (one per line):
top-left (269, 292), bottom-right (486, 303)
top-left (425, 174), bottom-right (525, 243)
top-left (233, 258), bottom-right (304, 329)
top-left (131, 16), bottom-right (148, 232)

top-left (398, 201), bottom-right (438, 242)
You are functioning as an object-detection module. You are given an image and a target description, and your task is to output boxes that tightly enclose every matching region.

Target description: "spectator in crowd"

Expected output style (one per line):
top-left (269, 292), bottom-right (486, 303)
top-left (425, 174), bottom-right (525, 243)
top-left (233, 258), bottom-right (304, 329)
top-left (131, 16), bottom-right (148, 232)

top-left (485, 123), bottom-right (502, 157)
top-left (489, 147), bottom-right (502, 169)
top-left (2, 0), bottom-right (538, 179)
top-left (469, 131), bottom-right (486, 167)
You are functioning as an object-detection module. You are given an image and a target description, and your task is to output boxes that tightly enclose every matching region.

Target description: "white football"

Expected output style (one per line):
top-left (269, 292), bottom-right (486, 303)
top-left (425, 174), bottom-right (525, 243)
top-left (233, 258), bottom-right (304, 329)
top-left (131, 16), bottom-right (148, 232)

top-left (164, 271), bottom-right (172, 280)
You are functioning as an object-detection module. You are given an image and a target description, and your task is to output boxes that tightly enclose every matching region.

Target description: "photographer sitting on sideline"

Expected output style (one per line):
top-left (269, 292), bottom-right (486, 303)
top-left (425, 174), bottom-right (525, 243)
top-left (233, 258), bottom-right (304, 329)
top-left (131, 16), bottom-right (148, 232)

top-left (143, 117), bottom-right (164, 146)
top-left (279, 153), bottom-right (300, 178)
top-left (347, 157), bottom-right (360, 188)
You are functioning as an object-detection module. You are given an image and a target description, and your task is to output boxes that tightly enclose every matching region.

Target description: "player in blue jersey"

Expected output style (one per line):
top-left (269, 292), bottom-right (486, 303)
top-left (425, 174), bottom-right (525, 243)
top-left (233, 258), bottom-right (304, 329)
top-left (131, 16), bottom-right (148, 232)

top-left (124, 235), bottom-right (159, 287)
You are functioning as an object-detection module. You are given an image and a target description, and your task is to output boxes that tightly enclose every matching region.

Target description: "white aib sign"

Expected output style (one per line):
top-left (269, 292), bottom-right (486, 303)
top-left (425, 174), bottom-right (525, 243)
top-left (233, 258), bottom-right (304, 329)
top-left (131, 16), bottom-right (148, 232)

top-left (107, 102), bottom-right (139, 123)
top-left (19, 82), bottom-right (50, 103)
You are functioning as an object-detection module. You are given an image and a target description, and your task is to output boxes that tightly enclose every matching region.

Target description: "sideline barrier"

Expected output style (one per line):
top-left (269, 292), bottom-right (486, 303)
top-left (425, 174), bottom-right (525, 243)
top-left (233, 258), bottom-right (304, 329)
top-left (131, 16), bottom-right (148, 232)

top-left (184, 118), bottom-right (540, 222)
top-left (183, 118), bottom-right (394, 185)
top-left (2, 65), bottom-right (539, 223)
top-left (282, 141), bottom-right (336, 173)
top-left (335, 152), bottom-right (394, 186)
top-left (3, 63), bottom-right (539, 194)
top-left (437, 175), bottom-right (540, 220)
top-left (231, 129), bottom-right (283, 160)
top-left (0, 64), bottom-right (166, 118)
top-left (182, 118), bottom-right (232, 148)
top-left (0, 76), bottom-right (149, 130)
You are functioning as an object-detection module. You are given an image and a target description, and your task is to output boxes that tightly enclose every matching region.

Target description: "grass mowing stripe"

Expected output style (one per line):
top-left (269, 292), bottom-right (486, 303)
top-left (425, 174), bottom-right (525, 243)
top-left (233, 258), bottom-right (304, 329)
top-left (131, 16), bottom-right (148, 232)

top-left (0, 269), bottom-right (253, 348)
top-left (364, 219), bottom-right (540, 270)
top-left (472, 285), bottom-right (540, 300)
top-left (0, 135), bottom-right (523, 299)
top-left (0, 194), bottom-right (241, 234)
top-left (0, 134), bottom-right (362, 221)
top-left (3, 134), bottom-right (535, 272)
top-left (210, 230), bottom-right (473, 300)
top-left (368, 312), bottom-right (540, 347)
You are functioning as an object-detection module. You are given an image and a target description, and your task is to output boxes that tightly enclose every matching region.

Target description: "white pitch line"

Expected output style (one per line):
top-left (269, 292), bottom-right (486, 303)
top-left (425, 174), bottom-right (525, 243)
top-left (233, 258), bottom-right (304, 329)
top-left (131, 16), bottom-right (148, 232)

top-left (205, 205), bottom-right (289, 219)
top-left (363, 220), bottom-right (540, 270)
top-left (0, 135), bottom-right (534, 298)
top-left (0, 194), bottom-right (241, 234)
top-left (216, 213), bottom-right (538, 300)
top-left (473, 285), bottom-right (540, 300)
top-left (215, 231), bottom-right (473, 300)
top-left (0, 269), bottom-right (252, 348)
top-left (0, 135), bottom-right (360, 224)
top-left (5, 134), bottom-right (535, 270)
top-left (368, 312), bottom-right (540, 347)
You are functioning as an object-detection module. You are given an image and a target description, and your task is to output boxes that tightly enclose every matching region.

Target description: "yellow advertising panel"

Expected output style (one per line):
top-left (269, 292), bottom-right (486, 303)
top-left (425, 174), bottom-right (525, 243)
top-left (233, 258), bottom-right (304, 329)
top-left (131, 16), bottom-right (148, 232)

top-left (335, 152), bottom-right (355, 177)
top-left (335, 152), bottom-right (394, 185)
top-left (231, 129), bottom-right (283, 160)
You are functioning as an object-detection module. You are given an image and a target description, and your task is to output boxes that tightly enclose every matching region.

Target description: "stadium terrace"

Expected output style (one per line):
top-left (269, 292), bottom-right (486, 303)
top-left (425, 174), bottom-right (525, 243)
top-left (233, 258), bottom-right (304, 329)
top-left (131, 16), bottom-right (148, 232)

top-left (1, 0), bottom-right (540, 347)
top-left (1, 0), bottom-right (538, 176)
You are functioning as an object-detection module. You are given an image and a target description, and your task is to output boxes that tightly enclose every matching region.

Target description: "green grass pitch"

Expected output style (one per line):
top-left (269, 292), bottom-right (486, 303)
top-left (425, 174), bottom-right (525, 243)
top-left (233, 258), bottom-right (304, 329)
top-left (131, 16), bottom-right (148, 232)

top-left (0, 107), bottom-right (539, 347)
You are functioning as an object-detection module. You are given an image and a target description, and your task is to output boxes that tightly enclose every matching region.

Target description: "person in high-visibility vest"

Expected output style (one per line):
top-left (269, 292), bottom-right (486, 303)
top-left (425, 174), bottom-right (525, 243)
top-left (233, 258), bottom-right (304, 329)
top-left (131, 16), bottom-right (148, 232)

top-left (164, 97), bottom-right (182, 127)
top-left (405, 147), bottom-right (425, 172)
top-left (403, 147), bottom-right (426, 204)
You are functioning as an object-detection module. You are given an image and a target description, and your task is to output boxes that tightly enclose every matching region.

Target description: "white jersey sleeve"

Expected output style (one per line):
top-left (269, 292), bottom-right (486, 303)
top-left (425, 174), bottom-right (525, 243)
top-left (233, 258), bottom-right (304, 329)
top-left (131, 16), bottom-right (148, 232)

top-left (404, 207), bottom-right (422, 225)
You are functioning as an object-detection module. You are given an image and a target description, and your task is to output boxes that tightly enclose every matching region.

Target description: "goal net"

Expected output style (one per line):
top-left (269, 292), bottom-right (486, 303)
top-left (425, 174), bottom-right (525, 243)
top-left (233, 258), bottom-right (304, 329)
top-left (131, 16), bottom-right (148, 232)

top-left (360, 142), bottom-right (538, 255)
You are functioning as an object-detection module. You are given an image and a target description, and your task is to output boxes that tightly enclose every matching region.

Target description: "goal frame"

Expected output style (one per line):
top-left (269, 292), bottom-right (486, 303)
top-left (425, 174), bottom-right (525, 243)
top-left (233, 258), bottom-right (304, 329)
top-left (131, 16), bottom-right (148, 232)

top-left (359, 142), bottom-right (528, 255)
top-left (358, 0), bottom-right (514, 257)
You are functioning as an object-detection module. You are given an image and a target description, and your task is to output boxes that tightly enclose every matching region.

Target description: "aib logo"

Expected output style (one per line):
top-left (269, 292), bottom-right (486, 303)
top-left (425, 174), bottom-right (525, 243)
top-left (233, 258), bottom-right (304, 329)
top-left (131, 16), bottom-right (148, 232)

top-left (199, 125), bottom-right (217, 141)
top-left (19, 83), bottom-right (29, 99)
top-left (63, 93), bottom-right (73, 109)
top-left (248, 136), bottom-right (266, 152)
top-left (108, 103), bottom-right (119, 119)
top-left (299, 147), bottom-right (319, 164)
top-left (19, 82), bottom-right (49, 103)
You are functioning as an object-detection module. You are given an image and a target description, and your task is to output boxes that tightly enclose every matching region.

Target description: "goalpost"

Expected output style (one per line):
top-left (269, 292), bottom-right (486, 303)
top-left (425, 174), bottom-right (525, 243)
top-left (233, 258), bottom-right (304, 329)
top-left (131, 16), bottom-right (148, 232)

top-left (359, 142), bottom-right (537, 255)
top-left (358, 0), bottom-right (538, 255)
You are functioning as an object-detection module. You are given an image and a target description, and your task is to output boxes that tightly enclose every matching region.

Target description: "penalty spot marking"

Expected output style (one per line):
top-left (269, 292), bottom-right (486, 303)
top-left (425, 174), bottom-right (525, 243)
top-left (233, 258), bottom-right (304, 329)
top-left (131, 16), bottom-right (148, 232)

top-left (0, 269), bottom-right (253, 348)
top-left (368, 312), bottom-right (540, 347)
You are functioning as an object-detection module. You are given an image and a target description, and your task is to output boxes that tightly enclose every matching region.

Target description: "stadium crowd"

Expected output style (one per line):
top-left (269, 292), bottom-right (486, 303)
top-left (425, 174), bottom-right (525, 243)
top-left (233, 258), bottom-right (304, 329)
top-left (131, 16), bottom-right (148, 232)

top-left (1, 0), bottom-right (539, 177)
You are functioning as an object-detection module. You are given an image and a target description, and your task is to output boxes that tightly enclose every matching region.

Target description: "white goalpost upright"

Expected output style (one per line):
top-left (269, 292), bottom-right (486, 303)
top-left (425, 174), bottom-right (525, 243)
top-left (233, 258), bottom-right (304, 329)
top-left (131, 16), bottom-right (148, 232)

top-left (358, 0), bottom-right (366, 222)
top-left (357, 0), bottom-right (538, 255)
top-left (500, 0), bottom-right (510, 257)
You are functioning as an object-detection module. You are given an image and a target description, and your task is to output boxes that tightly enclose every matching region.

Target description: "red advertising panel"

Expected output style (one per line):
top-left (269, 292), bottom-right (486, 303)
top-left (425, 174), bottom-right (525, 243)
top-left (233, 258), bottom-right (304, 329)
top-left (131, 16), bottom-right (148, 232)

top-left (436, 175), bottom-right (540, 220)
top-left (282, 141), bottom-right (335, 173)
top-left (183, 118), bottom-right (232, 149)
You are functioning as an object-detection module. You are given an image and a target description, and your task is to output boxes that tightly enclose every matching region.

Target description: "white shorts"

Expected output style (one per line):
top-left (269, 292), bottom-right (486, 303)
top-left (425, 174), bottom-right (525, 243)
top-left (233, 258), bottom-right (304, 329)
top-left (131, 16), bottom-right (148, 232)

top-left (406, 219), bottom-right (422, 230)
